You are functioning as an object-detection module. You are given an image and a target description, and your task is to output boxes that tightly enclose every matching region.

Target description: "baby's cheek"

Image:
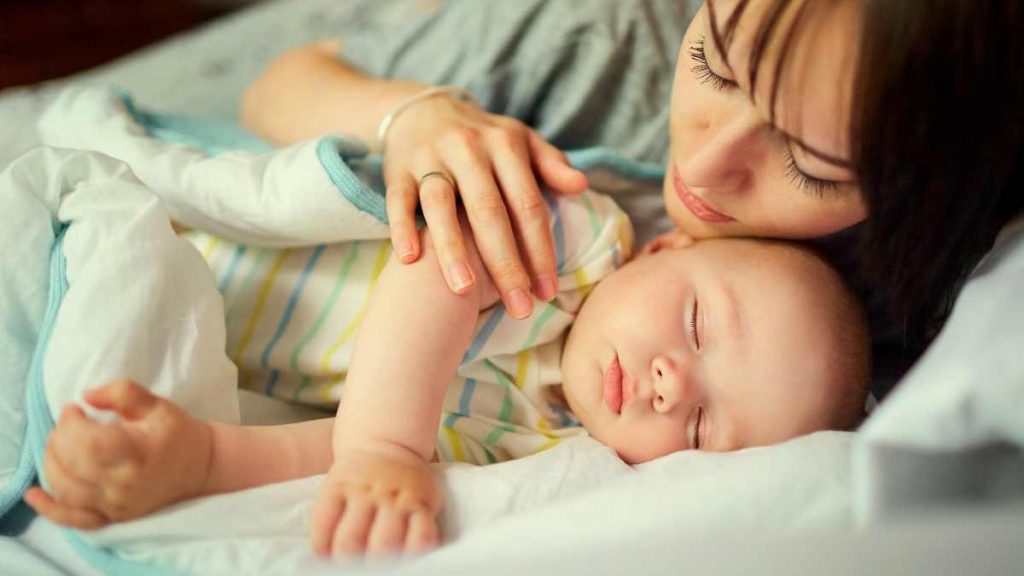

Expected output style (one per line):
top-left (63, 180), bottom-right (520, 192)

top-left (613, 424), bottom-right (687, 465)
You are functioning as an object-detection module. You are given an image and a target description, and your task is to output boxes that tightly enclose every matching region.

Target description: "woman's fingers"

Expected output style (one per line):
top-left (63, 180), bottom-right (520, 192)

top-left (417, 168), bottom-right (476, 295)
top-left (387, 107), bottom-right (582, 313)
top-left (385, 173), bottom-right (421, 264)
top-left (488, 130), bottom-right (559, 301)
top-left (442, 141), bottom-right (535, 318)
top-left (527, 130), bottom-right (588, 195)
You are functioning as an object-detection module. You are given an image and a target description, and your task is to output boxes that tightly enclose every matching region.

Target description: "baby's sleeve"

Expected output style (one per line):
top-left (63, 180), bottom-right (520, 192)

top-left (455, 190), bottom-right (631, 366)
top-left (547, 191), bottom-right (634, 315)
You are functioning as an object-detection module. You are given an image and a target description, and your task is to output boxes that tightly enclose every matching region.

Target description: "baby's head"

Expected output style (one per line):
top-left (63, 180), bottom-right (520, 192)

top-left (560, 236), bottom-right (868, 464)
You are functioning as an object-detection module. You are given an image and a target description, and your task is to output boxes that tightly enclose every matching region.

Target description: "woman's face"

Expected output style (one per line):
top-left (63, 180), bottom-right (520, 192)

top-left (665, 0), bottom-right (867, 240)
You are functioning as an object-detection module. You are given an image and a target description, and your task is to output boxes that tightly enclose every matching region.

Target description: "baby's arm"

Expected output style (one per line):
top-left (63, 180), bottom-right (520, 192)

top-left (24, 380), bottom-right (337, 528)
top-left (26, 220), bottom-right (498, 553)
top-left (310, 218), bottom-right (499, 557)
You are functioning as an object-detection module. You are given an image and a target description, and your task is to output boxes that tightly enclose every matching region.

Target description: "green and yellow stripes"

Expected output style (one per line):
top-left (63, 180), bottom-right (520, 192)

top-left (318, 243), bottom-right (390, 403)
top-left (232, 249), bottom-right (293, 365)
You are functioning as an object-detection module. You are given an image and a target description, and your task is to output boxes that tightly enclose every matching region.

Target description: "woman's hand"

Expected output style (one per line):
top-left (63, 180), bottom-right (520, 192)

top-left (382, 95), bottom-right (588, 319)
top-left (309, 447), bottom-right (441, 559)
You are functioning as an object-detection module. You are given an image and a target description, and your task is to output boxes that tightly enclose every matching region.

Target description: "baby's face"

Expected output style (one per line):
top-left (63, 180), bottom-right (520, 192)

top-left (561, 239), bottom-right (845, 464)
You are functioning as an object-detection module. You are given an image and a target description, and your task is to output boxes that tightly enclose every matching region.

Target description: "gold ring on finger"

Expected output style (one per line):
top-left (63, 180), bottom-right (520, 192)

top-left (417, 171), bottom-right (456, 190)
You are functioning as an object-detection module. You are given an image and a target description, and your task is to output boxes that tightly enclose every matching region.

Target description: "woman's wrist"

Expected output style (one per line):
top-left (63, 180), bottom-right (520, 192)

top-left (375, 85), bottom-right (480, 154)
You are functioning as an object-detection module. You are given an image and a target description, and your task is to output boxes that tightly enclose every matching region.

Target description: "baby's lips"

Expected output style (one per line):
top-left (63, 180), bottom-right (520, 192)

top-left (603, 356), bottom-right (624, 414)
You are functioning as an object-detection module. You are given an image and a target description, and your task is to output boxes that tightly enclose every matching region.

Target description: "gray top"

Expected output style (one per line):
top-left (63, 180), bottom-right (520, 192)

top-left (337, 0), bottom-right (702, 164)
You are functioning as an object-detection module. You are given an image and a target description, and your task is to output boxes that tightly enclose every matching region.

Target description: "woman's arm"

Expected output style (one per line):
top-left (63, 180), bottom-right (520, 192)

top-left (241, 39), bottom-right (425, 146)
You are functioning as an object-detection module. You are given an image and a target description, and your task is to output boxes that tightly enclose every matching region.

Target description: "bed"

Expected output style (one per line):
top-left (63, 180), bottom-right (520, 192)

top-left (1, 1), bottom-right (1022, 574)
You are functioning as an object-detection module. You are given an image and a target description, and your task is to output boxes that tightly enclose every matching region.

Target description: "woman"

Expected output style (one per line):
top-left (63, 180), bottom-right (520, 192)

top-left (241, 0), bottom-right (1022, 391)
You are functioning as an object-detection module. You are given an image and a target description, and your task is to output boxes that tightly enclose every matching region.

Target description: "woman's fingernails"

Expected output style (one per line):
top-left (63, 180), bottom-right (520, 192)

top-left (396, 241), bottom-right (415, 262)
top-left (448, 261), bottom-right (475, 293)
top-left (535, 275), bottom-right (557, 301)
top-left (507, 288), bottom-right (533, 319)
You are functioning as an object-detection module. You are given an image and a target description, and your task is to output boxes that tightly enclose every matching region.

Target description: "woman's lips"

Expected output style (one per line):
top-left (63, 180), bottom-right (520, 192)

top-left (673, 166), bottom-right (735, 223)
top-left (603, 356), bottom-right (623, 414)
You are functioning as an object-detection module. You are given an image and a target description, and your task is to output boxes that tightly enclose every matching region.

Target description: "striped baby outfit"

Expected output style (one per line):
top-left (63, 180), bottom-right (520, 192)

top-left (184, 190), bottom-right (632, 465)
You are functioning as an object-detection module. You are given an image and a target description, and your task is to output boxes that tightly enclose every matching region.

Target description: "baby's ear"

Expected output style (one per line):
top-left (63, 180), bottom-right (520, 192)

top-left (639, 229), bottom-right (696, 256)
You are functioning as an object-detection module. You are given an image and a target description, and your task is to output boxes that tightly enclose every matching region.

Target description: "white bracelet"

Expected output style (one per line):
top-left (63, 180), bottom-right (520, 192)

top-left (376, 85), bottom-right (481, 154)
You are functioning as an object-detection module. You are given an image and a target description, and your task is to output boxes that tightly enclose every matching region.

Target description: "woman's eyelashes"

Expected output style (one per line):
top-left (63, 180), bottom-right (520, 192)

top-left (784, 149), bottom-right (840, 197)
top-left (688, 37), bottom-right (736, 91)
top-left (690, 36), bottom-right (844, 198)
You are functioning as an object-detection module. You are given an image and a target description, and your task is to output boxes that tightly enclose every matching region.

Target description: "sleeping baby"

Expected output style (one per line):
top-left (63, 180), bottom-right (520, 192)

top-left (24, 191), bottom-right (869, 557)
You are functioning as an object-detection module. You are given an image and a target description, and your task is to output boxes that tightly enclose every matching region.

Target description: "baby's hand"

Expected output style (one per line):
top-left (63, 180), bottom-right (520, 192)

top-left (310, 447), bottom-right (441, 559)
top-left (24, 380), bottom-right (212, 529)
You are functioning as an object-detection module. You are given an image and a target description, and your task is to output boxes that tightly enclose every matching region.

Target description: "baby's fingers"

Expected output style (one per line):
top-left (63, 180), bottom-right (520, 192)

top-left (43, 440), bottom-right (102, 510)
top-left (309, 493), bottom-right (346, 556)
top-left (365, 505), bottom-right (407, 558)
top-left (53, 406), bottom-right (134, 477)
top-left (83, 379), bottom-right (158, 421)
top-left (24, 487), bottom-right (108, 530)
top-left (331, 497), bottom-right (376, 556)
top-left (405, 510), bottom-right (439, 553)
top-left (527, 131), bottom-right (587, 196)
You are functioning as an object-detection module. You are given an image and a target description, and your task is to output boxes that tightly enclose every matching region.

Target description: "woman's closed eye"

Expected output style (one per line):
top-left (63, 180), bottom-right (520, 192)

top-left (688, 37), bottom-right (736, 91)
top-left (690, 36), bottom-right (847, 199)
top-left (784, 148), bottom-right (841, 197)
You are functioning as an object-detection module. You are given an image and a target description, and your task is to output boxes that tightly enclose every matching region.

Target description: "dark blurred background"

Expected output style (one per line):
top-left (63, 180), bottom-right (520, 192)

top-left (0, 0), bottom-right (262, 90)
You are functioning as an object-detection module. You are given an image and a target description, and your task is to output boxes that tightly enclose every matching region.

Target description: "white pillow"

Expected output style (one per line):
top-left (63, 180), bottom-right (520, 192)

top-left (855, 216), bottom-right (1024, 522)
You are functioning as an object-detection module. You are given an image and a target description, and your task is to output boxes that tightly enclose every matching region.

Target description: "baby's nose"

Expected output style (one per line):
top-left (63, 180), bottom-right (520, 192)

top-left (651, 355), bottom-right (687, 413)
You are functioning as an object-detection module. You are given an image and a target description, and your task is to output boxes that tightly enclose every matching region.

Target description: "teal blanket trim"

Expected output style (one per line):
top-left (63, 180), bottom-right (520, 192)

top-left (0, 414), bottom-right (36, 519)
top-left (316, 137), bottom-right (388, 224)
top-left (117, 91), bottom-right (272, 156)
top-left (0, 230), bottom-right (65, 523)
top-left (565, 147), bottom-right (665, 182)
top-left (17, 230), bottom-right (186, 576)
top-left (117, 90), bottom-right (667, 223)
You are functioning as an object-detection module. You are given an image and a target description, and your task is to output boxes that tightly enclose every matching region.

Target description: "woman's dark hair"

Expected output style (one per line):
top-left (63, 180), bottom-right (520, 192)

top-left (708, 0), bottom-right (1023, 343)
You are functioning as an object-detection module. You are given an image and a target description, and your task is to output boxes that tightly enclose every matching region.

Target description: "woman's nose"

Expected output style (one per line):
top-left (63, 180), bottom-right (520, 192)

top-left (680, 108), bottom-right (765, 192)
top-left (650, 355), bottom-right (691, 414)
